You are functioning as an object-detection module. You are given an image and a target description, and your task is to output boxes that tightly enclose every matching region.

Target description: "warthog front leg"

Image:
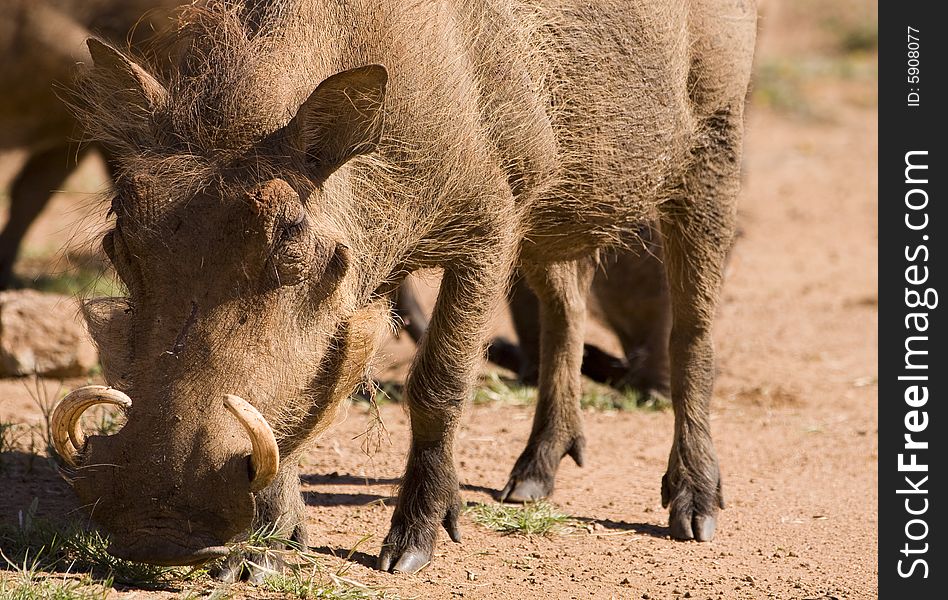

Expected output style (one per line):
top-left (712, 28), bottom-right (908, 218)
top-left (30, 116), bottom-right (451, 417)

top-left (379, 248), bottom-right (514, 574)
top-left (213, 463), bottom-right (308, 583)
top-left (657, 107), bottom-right (744, 541)
top-left (500, 257), bottom-right (595, 502)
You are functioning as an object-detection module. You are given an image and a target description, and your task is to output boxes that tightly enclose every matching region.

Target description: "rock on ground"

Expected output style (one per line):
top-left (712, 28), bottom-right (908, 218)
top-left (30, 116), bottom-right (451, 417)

top-left (0, 290), bottom-right (97, 378)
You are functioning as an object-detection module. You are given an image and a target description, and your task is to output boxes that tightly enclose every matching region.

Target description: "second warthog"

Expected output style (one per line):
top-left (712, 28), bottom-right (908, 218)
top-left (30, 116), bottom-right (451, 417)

top-left (0, 0), bottom-right (183, 288)
top-left (394, 222), bottom-right (673, 399)
top-left (54, 0), bottom-right (757, 575)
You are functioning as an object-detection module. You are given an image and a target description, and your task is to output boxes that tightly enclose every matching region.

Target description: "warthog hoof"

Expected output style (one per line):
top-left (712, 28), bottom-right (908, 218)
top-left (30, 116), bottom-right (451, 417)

top-left (500, 434), bottom-right (585, 503)
top-left (378, 498), bottom-right (462, 574)
top-left (499, 477), bottom-right (550, 503)
top-left (378, 546), bottom-right (431, 574)
top-left (212, 550), bottom-right (285, 584)
top-left (211, 516), bottom-right (309, 583)
top-left (661, 469), bottom-right (724, 542)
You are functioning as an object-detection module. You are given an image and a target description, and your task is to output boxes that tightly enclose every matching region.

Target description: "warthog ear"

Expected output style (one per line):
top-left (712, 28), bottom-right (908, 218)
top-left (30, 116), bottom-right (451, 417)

top-left (81, 297), bottom-right (133, 389)
top-left (86, 38), bottom-right (167, 111)
top-left (288, 64), bottom-right (388, 177)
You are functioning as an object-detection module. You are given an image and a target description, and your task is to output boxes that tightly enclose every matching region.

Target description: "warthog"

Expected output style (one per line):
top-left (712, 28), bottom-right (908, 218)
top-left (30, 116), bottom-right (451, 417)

top-left (52, 0), bottom-right (757, 575)
top-left (498, 220), bottom-right (735, 395)
top-left (0, 0), bottom-right (181, 288)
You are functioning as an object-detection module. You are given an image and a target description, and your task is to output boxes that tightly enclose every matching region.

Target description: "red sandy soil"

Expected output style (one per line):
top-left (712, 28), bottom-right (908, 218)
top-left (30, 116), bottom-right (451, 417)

top-left (0, 1), bottom-right (877, 598)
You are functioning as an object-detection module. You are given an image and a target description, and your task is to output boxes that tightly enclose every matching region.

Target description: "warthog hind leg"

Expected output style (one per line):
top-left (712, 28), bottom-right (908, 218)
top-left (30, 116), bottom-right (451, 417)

top-left (500, 258), bottom-right (595, 503)
top-left (658, 106), bottom-right (744, 542)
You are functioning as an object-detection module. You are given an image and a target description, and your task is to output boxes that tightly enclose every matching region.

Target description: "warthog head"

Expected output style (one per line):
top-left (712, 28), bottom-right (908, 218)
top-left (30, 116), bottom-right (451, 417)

top-left (53, 32), bottom-right (392, 565)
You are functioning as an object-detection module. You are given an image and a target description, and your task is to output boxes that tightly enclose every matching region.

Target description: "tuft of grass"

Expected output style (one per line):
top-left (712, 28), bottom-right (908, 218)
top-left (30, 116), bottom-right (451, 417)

top-left (0, 380), bottom-right (67, 474)
top-left (580, 381), bottom-right (669, 412)
top-left (221, 525), bottom-right (396, 600)
top-left (465, 501), bottom-right (576, 536)
top-left (471, 372), bottom-right (535, 406)
top-left (0, 502), bottom-right (180, 588)
top-left (1, 516), bottom-right (396, 599)
top-left (471, 372), bottom-right (666, 412)
top-left (580, 383), bottom-right (640, 412)
top-left (0, 448), bottom-right (394, 599)
top-left (0, 563), bottom-right (110, 600)
top-left (363, 373), bottom-right (664, 412)
top-left (264, 570), bottom-right (393, 600)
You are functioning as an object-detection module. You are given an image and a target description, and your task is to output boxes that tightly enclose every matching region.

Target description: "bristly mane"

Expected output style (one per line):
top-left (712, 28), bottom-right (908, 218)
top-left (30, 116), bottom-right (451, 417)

top-left (71, 1), bottom-right (305, 176)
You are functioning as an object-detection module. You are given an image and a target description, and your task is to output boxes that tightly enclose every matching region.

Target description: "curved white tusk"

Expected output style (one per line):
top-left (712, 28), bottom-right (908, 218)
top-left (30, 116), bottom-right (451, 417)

top-left (51, 385), bottom-right (131, 467)
top-left (223, 394), bottom-right (279, 492)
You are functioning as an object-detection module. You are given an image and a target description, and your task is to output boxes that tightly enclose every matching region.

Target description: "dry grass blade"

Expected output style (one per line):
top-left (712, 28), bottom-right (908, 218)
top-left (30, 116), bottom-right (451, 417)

top-left (352, 382), bottom-right (391, 458)
top-left (224, 524), bottom-right (397, 599)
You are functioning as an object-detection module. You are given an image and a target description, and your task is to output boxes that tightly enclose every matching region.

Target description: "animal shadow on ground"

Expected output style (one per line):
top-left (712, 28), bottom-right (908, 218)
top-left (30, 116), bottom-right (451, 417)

top-left (0, 450), bottom-right (78, 526)
top-left (462, 482), bottom-right (502, 499)
top-left (301, 472), bottom-right (502, 505)
top-left (300, 471), bottom-right (672, 542)
top-left (575, 517), bottom-right (670, 539)
top-left (301, 490), bottom-right (394, 507)
top-left (308, 545), bottom-right (378, 569)
top-left (300, 473), bottom-right (400, 487)
top-left (301, 472), bottom-right (397, 508)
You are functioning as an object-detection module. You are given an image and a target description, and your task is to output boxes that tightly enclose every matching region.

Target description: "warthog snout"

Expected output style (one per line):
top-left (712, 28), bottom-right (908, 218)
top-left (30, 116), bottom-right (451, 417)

top-left (108, 530), bottom-right (230, 567)
top-left (51, 386), bottom-right (281, 564)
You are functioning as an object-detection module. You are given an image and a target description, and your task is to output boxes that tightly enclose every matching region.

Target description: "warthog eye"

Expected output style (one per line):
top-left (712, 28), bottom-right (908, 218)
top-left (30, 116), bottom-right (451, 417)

top-left (279, 211), bottom-right (307, 245)
top-left (266, 206), bottom-right (312, 287)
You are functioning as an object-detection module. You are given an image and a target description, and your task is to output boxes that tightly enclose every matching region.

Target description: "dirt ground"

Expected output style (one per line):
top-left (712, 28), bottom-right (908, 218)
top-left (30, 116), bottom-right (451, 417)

top-left (0, 1), bottom-right (878, 598)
